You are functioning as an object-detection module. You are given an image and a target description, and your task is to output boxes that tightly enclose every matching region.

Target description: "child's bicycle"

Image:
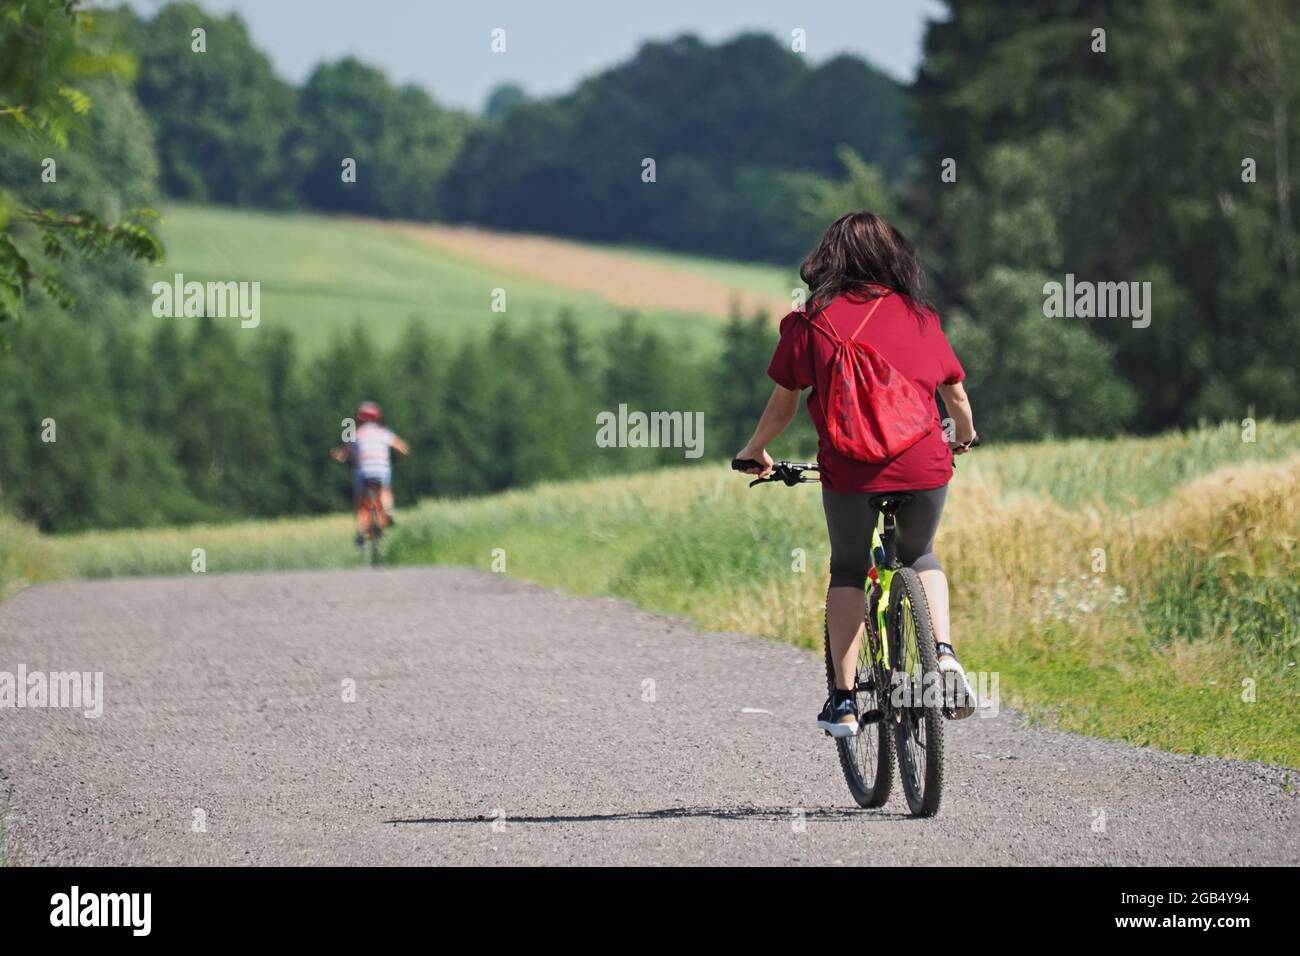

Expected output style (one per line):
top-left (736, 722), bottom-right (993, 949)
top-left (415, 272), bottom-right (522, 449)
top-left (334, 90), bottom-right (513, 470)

top-left (330, 447), bottom-right (390, 567)
top-left (732, 456), bottom-right (969, 818)
top-left (357, 479), bottom-right (388, 567)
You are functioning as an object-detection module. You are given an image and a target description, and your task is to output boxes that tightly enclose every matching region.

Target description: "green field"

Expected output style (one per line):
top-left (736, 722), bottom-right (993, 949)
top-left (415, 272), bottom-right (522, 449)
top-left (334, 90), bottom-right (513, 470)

top-left (21, 421), bottom-right (1300, 767)
top-left (609, 244), bottom-right (800, 303)
top-left (144, 204), bottom-right (728, 350)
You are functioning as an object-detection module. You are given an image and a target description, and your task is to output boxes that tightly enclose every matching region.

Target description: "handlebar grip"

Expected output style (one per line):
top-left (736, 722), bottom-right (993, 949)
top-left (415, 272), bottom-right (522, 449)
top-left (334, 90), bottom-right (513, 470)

top-left (731, 458), bottom-right (763, 471)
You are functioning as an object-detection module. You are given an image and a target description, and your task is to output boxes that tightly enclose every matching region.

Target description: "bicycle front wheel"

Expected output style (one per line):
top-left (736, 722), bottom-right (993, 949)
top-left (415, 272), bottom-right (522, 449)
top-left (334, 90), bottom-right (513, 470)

top-left (887, 567), bottom-right (944, 817)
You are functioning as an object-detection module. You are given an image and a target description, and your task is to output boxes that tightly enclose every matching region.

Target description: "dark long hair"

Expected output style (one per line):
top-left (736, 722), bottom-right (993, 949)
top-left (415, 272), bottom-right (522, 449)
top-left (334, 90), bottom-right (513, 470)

top-left (799, 211), bottom-right (934, 317)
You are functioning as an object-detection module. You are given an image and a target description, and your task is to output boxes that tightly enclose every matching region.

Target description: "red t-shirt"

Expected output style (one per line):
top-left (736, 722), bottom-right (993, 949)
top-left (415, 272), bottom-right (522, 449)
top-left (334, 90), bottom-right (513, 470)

top-left (766, 291), bottom-right (965, 493)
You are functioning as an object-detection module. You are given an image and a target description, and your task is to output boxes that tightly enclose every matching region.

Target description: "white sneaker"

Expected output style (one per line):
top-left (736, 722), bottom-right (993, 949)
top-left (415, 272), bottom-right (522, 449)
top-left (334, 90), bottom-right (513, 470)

top-left (936, 643), bottom-right (976, 719)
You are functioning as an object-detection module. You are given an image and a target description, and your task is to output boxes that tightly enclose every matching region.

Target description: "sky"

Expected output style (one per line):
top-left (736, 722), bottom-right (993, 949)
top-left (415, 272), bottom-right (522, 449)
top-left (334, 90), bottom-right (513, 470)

top-left (120, 0), bottom-right (950, 111)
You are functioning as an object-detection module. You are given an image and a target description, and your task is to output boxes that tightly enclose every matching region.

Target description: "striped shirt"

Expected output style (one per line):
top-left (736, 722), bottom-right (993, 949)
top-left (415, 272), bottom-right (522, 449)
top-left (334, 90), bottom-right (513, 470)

top-left (349, 423), bottom-right (397, 481)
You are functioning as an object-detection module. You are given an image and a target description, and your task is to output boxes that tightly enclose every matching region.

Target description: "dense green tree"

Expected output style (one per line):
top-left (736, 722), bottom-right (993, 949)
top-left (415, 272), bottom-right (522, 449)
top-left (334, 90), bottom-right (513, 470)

top-left (126, 2), bottom-right (295, 205)
top-left (944, 267), bottom-right (1137, 439)
top-left (253, 327), bottom-right (327, 514)
top-left (913, 1), bottom-right (1126, 170)
top-left (0, 315), bottom-right (200, 530)
top-left (383, 319), bottom-right (448, 504)
top-left (443, 32), bottom-right (911, 261)
top-left (794, 55), bottom-right (914, 179)
top-left (909, 0), bottom-right (1299, 432)
top-left (437, 334), bottom-right (500, 495)
top-left (804, 147), bottom-right (899, 238)
top-left (169, 317), bottom-right (278, 513)
top-left (712, 310), bottom-right (779, 454)
top-left (477, 319), bottom-right (581, 489)
top-left (596, 314), bottom-right (713, 468)
top-left (484, 83), bottom-right (528, 121)
top-left (288, 57), bottom-right (467, 219)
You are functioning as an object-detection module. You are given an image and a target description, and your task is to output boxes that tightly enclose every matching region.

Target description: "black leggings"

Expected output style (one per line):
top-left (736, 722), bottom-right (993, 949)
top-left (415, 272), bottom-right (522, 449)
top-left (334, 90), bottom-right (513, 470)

top-left (822, 485), bottom-right (948, 590)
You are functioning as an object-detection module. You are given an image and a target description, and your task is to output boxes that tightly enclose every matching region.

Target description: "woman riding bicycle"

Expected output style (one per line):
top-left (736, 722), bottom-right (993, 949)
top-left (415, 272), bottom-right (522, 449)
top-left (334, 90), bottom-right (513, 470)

top-left (734, 211), bottom-right (978, 735)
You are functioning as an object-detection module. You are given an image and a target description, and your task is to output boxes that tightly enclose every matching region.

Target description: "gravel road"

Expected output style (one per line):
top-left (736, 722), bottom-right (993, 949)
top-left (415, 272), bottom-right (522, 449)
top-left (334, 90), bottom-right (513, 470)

top-left (1, 567), bottom-right (1296, 865)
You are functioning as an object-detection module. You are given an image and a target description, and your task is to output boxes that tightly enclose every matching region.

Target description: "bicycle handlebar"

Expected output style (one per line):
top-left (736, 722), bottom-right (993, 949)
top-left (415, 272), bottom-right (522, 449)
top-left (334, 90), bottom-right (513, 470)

top-left (731, 459), bottom-right (819, 487)
top-left (732, 436), bottom-right (981, 488)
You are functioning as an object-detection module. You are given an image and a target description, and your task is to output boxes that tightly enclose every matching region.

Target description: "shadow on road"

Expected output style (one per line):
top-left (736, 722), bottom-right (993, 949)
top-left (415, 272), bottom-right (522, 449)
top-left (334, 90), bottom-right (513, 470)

top-left (385, 805), bottom-right (913, 825)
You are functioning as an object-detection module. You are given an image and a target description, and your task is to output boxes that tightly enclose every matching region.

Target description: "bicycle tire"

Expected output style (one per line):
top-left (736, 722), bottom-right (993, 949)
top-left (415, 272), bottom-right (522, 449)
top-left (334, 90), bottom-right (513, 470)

top-left (367, 492), bottom-right (383, 567)
top-left (823, 603), bottom-right (894, 808)
top-left (887, 567), bottom-right (944, 817)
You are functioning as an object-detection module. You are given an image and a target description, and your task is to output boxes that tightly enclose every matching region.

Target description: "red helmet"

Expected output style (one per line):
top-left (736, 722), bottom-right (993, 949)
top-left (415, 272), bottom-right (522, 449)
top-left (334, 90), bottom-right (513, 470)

top-left (356, 401), bottom-right (382, 424)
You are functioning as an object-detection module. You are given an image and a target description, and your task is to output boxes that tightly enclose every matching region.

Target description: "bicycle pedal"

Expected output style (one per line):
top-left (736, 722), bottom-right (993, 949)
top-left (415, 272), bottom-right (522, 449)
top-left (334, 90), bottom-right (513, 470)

top-left (859, 709), bottom-right (884, 726)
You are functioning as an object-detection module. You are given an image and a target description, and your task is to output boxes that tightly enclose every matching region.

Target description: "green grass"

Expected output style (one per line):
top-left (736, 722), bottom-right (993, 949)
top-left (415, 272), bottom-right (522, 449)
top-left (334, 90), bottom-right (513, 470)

top-left (15, 421), bottom-right (1300, 766)
top-left (1144, 546), bottom-right (1300, 656)
top-left (0, 512), bottom-right (61, 600)
top-left (45, 511), bottom-right (360, 580)
top-left (146, 204), bottom-right (723, 351)
top-left (966, 420), bottom-right (1300, 509)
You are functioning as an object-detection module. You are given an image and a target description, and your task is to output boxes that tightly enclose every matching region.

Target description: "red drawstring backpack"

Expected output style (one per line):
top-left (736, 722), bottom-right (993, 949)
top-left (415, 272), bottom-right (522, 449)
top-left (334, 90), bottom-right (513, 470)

top-left (804, 290), bottom-right (938, 464)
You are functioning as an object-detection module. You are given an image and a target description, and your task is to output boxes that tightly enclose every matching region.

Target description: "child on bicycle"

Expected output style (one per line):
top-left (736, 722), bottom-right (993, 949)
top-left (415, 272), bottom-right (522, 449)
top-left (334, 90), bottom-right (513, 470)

top-left (330, 401), bottom-right (410, 547)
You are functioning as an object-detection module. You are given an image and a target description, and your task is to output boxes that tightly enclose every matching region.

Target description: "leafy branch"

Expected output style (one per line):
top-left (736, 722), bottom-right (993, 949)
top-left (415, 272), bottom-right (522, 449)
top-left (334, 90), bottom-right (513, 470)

top-left (0, 207), bottom-right (163, 326)
top-left (0, 0), bottom-right (162, 329)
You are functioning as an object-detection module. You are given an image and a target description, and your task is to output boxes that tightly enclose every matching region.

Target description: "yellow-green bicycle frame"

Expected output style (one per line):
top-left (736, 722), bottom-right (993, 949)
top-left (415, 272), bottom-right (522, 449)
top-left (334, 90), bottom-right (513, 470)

top-left (870, 523), bottom-right (893, 670)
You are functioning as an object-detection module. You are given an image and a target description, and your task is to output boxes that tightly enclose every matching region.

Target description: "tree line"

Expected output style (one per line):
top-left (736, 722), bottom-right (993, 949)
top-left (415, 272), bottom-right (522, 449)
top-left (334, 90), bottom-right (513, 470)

top-left (0, 309), bottom-right (808, 533)
top-left (115, 3), bottom-right (911, 266)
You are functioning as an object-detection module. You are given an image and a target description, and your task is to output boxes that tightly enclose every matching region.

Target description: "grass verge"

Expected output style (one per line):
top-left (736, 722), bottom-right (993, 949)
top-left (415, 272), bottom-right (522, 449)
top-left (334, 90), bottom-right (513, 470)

top-left (387, 421), bottom-right (1300, 766)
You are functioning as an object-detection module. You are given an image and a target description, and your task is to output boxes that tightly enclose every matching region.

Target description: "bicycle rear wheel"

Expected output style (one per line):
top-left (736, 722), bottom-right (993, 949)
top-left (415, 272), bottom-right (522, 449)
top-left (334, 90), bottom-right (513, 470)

top-left (823, 604), bottom-right (894, 808)
top-left (887, 567), bottom-right (944, 817)
top-left (365, 488), bottom-right (384, 567)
